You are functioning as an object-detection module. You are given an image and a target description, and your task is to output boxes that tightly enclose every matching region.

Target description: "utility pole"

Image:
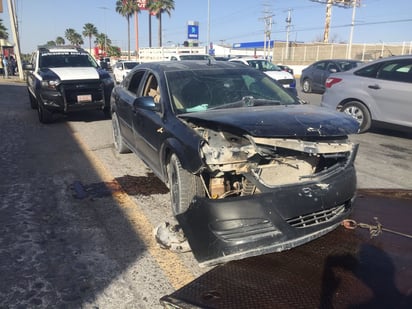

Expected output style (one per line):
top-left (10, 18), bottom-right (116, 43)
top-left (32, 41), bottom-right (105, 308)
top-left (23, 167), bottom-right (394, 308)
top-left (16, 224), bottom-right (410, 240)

top-left (323, 0), bottom-right (333, 43)
top-left (261, 9), bottom-right (273, 59)
top-left (347, 0), bottom-right (358, 59)
top-left (7, 0), bottom-right (23, 80)
top-left (285, 9), bottom-right (292, 60)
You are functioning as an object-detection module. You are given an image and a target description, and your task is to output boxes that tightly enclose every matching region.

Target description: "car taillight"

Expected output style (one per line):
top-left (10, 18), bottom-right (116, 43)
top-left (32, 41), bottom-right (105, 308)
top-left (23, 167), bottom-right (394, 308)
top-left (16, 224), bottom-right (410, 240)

top-left (325, 77), bottom-right (342, 88)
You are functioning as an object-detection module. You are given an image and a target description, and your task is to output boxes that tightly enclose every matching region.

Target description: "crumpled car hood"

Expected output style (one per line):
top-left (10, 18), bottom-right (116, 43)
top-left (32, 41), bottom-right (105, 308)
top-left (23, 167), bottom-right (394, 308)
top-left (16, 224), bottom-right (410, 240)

top-left (179, 104), bottom-right (359, 137)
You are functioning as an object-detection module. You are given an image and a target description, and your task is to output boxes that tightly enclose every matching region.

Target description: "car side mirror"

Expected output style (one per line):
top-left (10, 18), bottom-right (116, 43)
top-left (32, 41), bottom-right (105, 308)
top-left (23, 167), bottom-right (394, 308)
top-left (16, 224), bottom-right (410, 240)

top-left (23, 63), bottom-right (34, 71)
top-left (133, 96), bottom-right (160, 112)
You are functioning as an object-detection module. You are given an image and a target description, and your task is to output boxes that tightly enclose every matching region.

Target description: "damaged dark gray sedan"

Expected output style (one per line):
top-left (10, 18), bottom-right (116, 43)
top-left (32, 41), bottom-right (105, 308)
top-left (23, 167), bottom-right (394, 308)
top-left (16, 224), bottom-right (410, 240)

top-left (110, 61), bottom-right (359, 267)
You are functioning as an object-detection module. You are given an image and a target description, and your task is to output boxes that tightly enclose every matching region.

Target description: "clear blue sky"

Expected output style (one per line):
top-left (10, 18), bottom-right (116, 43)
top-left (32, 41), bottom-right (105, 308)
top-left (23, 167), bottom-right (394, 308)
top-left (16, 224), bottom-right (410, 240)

top-left (2, 0), bottom-right (412, 54)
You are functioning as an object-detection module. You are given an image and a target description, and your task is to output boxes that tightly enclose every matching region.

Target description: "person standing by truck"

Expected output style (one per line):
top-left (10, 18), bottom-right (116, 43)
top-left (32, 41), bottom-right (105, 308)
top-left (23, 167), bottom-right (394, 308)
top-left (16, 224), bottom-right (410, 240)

top-left (2, 55), bottom-right (9, 78)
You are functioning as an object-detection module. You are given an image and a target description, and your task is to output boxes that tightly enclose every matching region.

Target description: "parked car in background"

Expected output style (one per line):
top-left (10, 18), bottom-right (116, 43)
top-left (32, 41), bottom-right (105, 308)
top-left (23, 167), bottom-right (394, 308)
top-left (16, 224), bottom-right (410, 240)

top-left (321, 55), bottom-right (412, 133)
top-left (229, 57), bottom-right (297, 95)
top-left (98, 57), bottom-right (112, 72)
top-left (111, 60), bottom-right (359, 267)
top-left (23, 45), bottom-right (114, 123)
top-left (300, 59), bottom-right (363, 93)
top-left (277, 64), bottom-right (294, 76)
top-left (113, 60), bottom-right (139, 83)
top-left (169, 54), bottom-right (215, 61)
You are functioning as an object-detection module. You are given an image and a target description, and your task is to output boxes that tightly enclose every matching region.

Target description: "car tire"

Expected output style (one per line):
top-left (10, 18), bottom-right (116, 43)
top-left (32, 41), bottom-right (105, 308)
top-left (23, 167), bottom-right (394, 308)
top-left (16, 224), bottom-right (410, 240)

top-left (302, 78), bottom-right (312, 93)
top-left (342, 101), bottom-right (371, 133)
top-left (112, 112), bottom-right (130, 154)
top-left (37, 100), bottom-right (53, 124)
top-left (28, 90), bottom-right (37, 109)
top-left (167, 154), bottom-right (204, 216)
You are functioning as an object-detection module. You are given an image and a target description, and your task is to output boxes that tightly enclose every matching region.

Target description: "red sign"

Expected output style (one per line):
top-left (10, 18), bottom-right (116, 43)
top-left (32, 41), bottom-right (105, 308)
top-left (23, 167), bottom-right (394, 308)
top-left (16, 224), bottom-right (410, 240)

top-left (137, 0), bottom-right (148, 9)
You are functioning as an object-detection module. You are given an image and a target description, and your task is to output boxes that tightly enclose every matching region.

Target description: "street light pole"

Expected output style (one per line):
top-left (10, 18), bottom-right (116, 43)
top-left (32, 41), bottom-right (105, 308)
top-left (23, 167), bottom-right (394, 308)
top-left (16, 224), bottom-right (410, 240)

top-left (347, 0), bottom-right (357, 59)
top-left (98, 6), bottom-right (109, 56)
top-left (7, 0), bottom-right (23, 80)
top-left (207, 0), bottom-right (210, 54)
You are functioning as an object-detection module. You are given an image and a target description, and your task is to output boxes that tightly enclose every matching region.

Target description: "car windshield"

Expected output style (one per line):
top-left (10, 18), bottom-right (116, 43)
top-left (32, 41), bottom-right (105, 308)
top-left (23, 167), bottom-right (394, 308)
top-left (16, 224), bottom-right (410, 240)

top-left (124, 62), bottom-right (139, 70)
top-left (166, 68), bottom-right (299, 114)
top-left (246, 60), bottom-right (282, 72)
top-left (39, 52), bottom-right (98, 69)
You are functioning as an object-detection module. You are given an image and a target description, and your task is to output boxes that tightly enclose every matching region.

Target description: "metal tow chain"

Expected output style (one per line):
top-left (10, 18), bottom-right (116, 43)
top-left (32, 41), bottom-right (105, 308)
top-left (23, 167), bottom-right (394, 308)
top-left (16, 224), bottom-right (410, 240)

top-left (342, 217), bottom-right (412, 239)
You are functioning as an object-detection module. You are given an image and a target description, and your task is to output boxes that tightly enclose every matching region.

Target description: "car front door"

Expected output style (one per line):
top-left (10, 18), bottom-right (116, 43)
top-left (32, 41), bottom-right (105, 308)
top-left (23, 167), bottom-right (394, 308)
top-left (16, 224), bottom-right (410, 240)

top-left (368, 59), bottom-right (412, 127)
top-left (131, 72), bottom-right (166, 177)
top-left (116, 69), bottom-right (146, 147)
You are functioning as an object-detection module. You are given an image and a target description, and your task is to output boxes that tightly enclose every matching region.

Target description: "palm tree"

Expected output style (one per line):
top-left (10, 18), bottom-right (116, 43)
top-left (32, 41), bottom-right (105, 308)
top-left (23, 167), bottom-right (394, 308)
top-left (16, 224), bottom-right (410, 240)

top-left (65, 28), bottom-right (77, 45)
top-left (55, 37), bottom-right (65, 45)
top-left (150, 0), bottom-right (175, 47)
top-left (146, 0), bottom-right (157, 48)
top-left (115, 0), bottom-right (140, 60)
top-left (0, 19), bottom-right (9, 39)
top-left (82, 23), bottom-right (98, 52)
top-left (94, 33), bottom-right (112, 52)
top-left (72, 33), bottom-right (84, 46)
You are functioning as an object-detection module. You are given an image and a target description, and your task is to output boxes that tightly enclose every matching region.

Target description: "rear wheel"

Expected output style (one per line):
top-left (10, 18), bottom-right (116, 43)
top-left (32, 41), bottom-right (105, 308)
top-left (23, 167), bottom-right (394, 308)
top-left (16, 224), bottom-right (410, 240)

top-left (342, 101), bottom-right (371, 133)
top-left (302, 79), bottom-right (312, 93)
top-left (167, 154), bottom-right (204, 215)
top-left (112, 112), bottom-right (130, 153)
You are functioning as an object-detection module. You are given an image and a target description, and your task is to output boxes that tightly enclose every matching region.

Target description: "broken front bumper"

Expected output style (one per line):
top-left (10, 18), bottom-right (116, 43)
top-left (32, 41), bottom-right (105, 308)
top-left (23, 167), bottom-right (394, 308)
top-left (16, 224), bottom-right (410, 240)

top-left (176, 164), bottom-right (357, 267)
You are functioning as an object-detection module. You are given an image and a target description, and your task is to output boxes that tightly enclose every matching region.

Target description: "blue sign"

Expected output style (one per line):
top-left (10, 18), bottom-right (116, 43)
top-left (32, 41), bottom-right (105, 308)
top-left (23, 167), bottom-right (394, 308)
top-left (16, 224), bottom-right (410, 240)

top-left (232, 41), bottom-right (275, 49)
top-left (188, 25), bottom-right (199, 40)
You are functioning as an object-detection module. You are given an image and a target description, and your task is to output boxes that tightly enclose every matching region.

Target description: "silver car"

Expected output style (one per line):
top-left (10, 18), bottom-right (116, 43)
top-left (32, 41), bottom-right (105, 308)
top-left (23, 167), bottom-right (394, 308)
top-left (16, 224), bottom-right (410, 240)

top-left (321, 55), bottom-right (412, 133)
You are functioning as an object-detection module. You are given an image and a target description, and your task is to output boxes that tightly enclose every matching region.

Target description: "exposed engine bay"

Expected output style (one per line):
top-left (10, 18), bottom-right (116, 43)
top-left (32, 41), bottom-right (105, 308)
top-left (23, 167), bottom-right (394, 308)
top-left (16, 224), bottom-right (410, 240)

top-left (197, 127), bottom-right (357, 199)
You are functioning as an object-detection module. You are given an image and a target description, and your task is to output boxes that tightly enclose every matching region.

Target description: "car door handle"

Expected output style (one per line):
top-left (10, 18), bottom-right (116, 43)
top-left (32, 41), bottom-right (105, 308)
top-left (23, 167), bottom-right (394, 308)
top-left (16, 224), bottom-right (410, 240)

top-left (368, 84), bottom-right (380, 90)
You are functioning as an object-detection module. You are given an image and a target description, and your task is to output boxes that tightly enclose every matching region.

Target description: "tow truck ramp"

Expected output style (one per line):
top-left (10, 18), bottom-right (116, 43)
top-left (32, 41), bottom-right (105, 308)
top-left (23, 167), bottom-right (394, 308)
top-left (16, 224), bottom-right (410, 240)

top-left (160, 189), bottom-right (412, 308)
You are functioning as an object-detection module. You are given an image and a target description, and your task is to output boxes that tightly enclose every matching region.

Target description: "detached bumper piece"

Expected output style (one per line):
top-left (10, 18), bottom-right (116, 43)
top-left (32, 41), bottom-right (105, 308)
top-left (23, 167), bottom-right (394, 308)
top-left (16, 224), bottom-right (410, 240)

top-left (176, 166), bottom-right (357, 268)
top-left (162, 189), bottom-right (412, 309)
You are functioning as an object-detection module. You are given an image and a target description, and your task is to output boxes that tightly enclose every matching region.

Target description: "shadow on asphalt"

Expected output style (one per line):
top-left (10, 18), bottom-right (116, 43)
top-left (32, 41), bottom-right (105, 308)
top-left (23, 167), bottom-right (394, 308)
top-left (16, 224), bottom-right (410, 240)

top-left (0, 83), bottom-right (156, 307)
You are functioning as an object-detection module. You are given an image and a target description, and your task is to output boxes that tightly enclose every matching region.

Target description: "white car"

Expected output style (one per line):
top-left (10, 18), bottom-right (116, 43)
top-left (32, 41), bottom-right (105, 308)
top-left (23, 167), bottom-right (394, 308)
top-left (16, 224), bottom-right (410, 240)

top-left (229, 57), bottom-right (297, 95)
top-left (113, 61), bottom-right (139, 83)
top-left (169, 54), bottom-right (215, 61)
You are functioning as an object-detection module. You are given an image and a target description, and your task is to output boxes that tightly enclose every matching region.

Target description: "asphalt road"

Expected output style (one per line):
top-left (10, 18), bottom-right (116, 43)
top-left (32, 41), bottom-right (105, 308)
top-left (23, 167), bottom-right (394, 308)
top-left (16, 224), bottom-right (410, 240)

top-left (0, 80), bottom-right (411, 308)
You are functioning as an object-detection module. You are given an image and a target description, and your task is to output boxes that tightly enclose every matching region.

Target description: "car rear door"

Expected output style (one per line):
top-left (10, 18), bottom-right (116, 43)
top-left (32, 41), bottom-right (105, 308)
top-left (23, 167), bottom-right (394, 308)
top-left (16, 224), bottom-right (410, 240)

top-left (367, 59), bottom-right (412, 127)
top-left (312, 61), bottom-right (327, 91)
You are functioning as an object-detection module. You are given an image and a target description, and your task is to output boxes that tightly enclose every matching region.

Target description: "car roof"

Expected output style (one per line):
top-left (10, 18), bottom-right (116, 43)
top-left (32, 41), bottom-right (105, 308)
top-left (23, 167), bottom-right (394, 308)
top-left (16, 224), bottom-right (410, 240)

top-left (230, 57), bottom-right (268, 61)
top-left (38, 45), bottom-right (86, 54)
top-left (135, 60), bottom-right (250, 73)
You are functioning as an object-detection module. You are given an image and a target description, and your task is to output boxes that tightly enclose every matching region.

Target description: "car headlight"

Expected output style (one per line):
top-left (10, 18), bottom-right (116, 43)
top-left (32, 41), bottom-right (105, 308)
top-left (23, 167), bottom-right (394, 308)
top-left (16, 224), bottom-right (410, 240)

top-left (41, 80), bottom-right (60, 89)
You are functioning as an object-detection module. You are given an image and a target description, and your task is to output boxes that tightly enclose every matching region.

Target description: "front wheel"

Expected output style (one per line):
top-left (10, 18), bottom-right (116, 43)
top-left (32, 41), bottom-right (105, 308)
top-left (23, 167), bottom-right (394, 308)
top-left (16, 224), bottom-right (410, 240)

top-left (28, 90), bottom-right (37, 109)
top-left (342, 101), bottom-right (371, 133)
top-left (167, 154), bottom-right (204, 216)
top-left (37, 100), bottom-right (53, 124)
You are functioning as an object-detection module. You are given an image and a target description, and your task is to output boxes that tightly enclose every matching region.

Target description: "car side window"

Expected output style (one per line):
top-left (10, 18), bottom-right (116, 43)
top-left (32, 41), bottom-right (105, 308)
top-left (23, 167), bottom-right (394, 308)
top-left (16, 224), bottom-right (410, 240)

top-left (127, 70), bottom-right (145, 94)
top-left (354, 62), bottom-right (381, 78)
top-left (377, 60), bottom-right (412, 83)
top-left (314, 61), bottom-right (326, 71)
top-left (143, 74), bottom-right (161, 104)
